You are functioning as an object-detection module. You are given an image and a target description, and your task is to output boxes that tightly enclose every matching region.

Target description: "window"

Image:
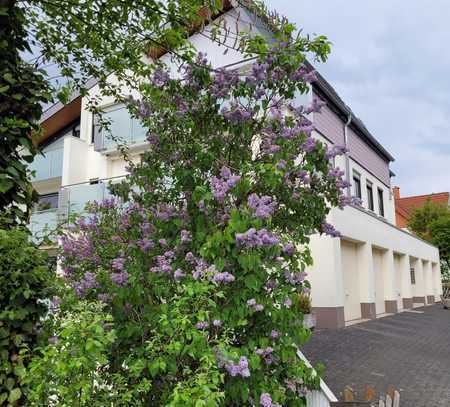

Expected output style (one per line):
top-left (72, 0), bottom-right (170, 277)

top-left (92, 104), bottom-right (147, 150)
top-left (35, 193), bottom-right (59, 211)
top-left (378, 188), bottom-right (385, 217)
top-left (72, 123), bottom-right (81, 138)
top-left (366, 182), bottom-right (374, 211)
top-left (353, 171), bottom-right (361, 199)
top-left (410, 267), bottom-right (416, 285)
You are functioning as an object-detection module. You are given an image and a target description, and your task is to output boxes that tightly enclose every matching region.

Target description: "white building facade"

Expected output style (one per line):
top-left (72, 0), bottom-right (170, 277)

top-left (30, 3), bottom-right (442, 330)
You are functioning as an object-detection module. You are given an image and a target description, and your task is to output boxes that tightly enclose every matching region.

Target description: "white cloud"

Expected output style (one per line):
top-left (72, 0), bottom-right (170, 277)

top-left (265, 0), bottom-right (450, 195)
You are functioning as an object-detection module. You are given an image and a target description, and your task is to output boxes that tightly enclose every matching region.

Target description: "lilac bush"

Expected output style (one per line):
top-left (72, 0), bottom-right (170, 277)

top-left (54, 20), bottom-right (356, 407)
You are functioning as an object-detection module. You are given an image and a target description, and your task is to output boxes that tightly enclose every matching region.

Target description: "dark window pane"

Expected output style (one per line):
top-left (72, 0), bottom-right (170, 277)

top-left (36, 193), bottom-right (59, 211)
top-left (378, 188), bottom-right (385, 217)
top-left (410, 267), bottom-right (416, 285)
top-left (353, 175), bottom-right (361, 199)
top-left (367, 184), bottom-right (374, 211)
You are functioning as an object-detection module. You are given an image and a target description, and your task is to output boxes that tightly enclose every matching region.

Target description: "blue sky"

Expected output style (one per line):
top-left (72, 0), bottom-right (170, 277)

top-left (265, 0), bottom-right (450, 196)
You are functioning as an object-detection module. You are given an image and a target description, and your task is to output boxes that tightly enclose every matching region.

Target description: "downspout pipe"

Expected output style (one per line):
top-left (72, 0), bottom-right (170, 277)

top-left (344, 112), bottom-right (352, 196)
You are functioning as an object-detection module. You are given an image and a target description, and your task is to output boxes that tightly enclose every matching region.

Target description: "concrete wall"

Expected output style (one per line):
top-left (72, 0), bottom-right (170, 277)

top-left (310, 204), bottom-right (442, 328)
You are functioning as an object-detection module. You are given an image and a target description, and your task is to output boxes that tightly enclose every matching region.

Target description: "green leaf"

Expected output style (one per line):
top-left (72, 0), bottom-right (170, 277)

top-left (8, 388), bottom-right (21, 403)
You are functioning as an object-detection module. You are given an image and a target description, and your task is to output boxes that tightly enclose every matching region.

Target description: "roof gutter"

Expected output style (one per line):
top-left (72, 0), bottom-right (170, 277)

top-left (344, 112), bottom-right (352, 196)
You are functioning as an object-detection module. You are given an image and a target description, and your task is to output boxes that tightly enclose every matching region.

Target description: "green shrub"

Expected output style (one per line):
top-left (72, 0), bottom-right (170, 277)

top-left (0, 227), bottom-right (54, 405)
top-left (25, 302), bottom-right (117, 406)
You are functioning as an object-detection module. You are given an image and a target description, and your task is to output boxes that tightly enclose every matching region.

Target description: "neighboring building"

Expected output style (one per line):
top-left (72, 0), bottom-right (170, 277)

top-left (393, 187), bottom-right (450, 229)
top-left (29, 1), bottom-right (442, 331)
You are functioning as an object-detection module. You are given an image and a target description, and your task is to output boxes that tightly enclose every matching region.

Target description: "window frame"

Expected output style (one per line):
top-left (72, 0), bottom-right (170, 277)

top-left (352, 171), bottom-right (362, 200)
top-left (410, 267), bottom-right (416, 285)
top-left (35, 192), bottom-right (59, 212)
top-left (378, 187), bottom-right (385, 217)
top-left (366, 181), bottom-right (374, 211)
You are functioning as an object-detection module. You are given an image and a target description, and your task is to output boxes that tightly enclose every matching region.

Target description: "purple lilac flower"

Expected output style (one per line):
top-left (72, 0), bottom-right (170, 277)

top-left (212, 272), bottom-right (235, 284)
top-left (247, 298), bottom-right (264, 312)
top-left (73, 272), bottom-right (98, 297)
top-left (185, 252), bottom-right (196, 264)
top-left (147, 133), bottom-right (159, 146)
top-left (159, 238), bottom-right (167, 246)
top-left (338, 195), bottom-right (362, 209)
top-left (282, 242), bottom-right (295, 257)
top-left (111, 257), bottom-right (125, 271)
top-left (192, 258), bottom-right (210, 280)
top-left (151, 67), bottom-right (170, 87)
top-left (180, 229), bottom-right (191, 243)
top-left (225, 356), bottom-right (250, 378)
top-left (270, 330), bottom-right (280, 339)
top-left (210, 166), bottom-right (241, 202)
top-left (321, 221), bottom-right (342, 238)
top-left (255, 346), bottom-right (275, 365)
top-left (221, 103), bottom-right (252, 124)
top-left (260, 393), bottom-right (281, 407)
top-left (276, 160), bottom-right (287, 170)
top-left (111, 235), bottom-right (122, 243)
top-left (301, 137), bottom-right (317, 153)
top-left (285, 270), bottom-right (307, 285)
top-left (247, 194), bottom-right (277, 220)
top-left (195, 321), bottom-right (209, 330)
top-left (111, 271), bottom-right (129, 286)
top-left (283, 297), bottom-right (293, 308)
top-left (150, 254), bottom-right (172, 274)
top-left (325, 145), bottom-right (348, 160)
top-left (174, 268), bottom-right (185, 281)
top-left (98, 293), bottom-right (111, 303)
top-left (305, 97), bottom-right (326, 114)
top-left (265, 279), bottom-right (278, 291)
top-left (197, 200), bottom-right (206, 212)
top-left (137, 238), bottom-right (154, 252)
top-left (213, 319), bottom-right (222, 327)
top-left (328, 167), bottom-right (345, 179)
top-left (235, 228), bottom-right (279, 248)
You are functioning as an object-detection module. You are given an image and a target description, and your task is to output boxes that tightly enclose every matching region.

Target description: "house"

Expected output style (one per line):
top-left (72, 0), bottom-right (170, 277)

top-left (393, 187), bottom-right (450, 229)
top-left (29, 0), bottom-right (442, 331)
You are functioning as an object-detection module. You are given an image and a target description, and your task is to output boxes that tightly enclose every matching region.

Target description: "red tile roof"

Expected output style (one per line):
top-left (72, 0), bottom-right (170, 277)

top-left (394, 190), bottom-right (449, 228)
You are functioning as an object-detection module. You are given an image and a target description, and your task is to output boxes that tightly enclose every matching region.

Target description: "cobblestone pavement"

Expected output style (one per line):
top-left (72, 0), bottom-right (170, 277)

top-left (301, 304), bottom-right (450, 407)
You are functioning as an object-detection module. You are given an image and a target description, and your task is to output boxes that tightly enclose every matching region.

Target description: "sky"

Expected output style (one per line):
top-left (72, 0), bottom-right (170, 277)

top-left (265, 0), bottom-right (450, 196)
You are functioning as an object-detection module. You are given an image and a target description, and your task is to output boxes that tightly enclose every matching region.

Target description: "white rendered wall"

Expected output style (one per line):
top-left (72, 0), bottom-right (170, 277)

top-left (348, 158), bottom-right (395, 225)
top-left (309, 203), bottom-right (442, 318)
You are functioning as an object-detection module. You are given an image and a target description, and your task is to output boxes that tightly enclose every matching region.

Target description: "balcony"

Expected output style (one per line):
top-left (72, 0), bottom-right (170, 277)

top-left (30, 146), bottom-right (64, 181)
top-left (59, 178), bottom-right (123, 217)
top-left (29, 209), bottom-right (59, 243)
top-left (29, 177), bottom-right (125, 244)
top-left (93, 105), bottom-right (147, 152)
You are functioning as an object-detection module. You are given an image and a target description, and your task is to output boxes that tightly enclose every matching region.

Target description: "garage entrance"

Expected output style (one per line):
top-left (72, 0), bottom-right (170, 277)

top-left (394, 253), bottom-right (403, 310)
top-left (341, 240), bottom-right (361, 321)
top-left (372, 248), bottom-right (385, 314)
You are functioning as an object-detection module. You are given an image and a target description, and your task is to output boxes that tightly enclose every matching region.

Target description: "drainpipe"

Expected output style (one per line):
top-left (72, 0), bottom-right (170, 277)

top-left (344, 112), bottom-right (352, 196)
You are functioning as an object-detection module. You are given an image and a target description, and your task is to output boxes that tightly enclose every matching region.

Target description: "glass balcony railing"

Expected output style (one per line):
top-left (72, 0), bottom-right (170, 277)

top-left (93, 105), bottom-right (147, 152)
top-left (60, 178), bottom-right (124, 218)
top-left (63, 183), bottom-right (112, 216)
top-left (30, 147), bottom-right (64, 181)
top-left (29, 177), bottom-right (125, 244)
top-left (29, 209), bottom-right (59, 243)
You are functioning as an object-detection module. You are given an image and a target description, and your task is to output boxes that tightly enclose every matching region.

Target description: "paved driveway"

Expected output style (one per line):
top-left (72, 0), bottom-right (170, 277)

top-left (301, 304), bottom-right (450, 407)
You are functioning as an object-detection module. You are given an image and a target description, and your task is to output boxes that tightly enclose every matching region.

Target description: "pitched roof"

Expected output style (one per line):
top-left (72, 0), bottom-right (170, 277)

top-left (37, 0), bottom-right (395, 167)
top-left (396, 192), bottom-right (450, 219)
